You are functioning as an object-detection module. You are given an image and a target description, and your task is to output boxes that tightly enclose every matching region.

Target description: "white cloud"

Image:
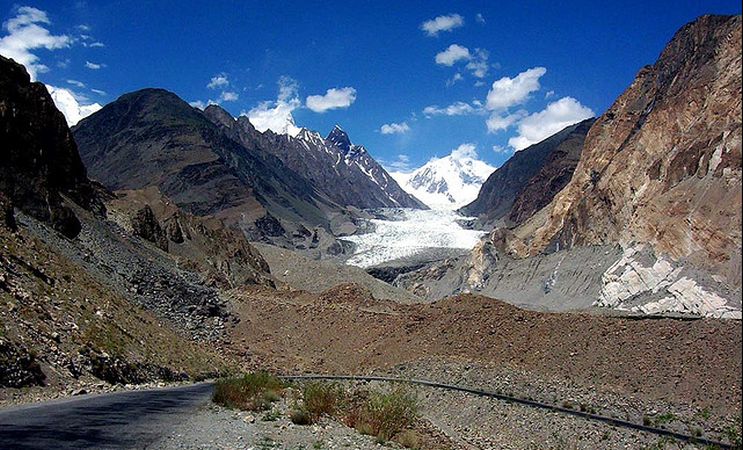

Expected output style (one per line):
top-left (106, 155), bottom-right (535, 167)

top-left (508, 97), bottom-right (594, 150)
top-left (87, 41), bottom-right (104, 48)
top-left (450, 143), bottom-right (478, 160)
top-left (0, 6), bottom-right (71, 80)
top-left (545, 90), bottom-right (555, 99)
top-left (219, 91), bottom-right (238, 102)
top-left (492, 145), bottom-right (510, 154)
top-left (421, 14), bottom-right (464, 36)
top-left (305, 87), bottom-right (357, 113)
top-left (189, 100), bottom-right (206, 109)
top-left (435, 44), bottom-right (470, 66)
top-left (90, 88), bottom-right (106, 96)
top-left (486, 66), bottom-right (546, 110)
top-left (446, 72), bottom-right (463, 87)
top-left (45, 84), bottom-right (101, 126)
top-left (380, 122), bottom-right (410, 135)
top-left (382, 154), bottom-right (412, 172)
top-left (486, 110), bottom-right (528, 133)
top-left (85, 60), bottom-right (104, 69)
top-left (207, 73), bottom-right (229, 89)
top-left (66, 79), bottom-right (85, 88)
top-left (243, 76), bottom-right (301, 136)
top-left (423, 101), bottom-right (483, 117)
top-left (475, 13), bottom-right (486, 24)
top-left (465, 48), bottom-right (489, 78)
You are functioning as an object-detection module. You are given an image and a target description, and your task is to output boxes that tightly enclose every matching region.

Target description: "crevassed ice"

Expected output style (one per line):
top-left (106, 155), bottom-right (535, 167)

top-left (342, 208), bottom-right (485, 267)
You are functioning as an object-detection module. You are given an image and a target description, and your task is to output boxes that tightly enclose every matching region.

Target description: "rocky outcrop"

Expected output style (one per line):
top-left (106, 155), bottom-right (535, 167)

top-left (108, 187), bottom-right (273, 289)
top-left (131, 205), bottom-right (169, 251)
top-left (0, 55), bottom-right (103, 238)
top-left (460, 118), bottom-right (594, 228)
top-left (0, 338), bottom-right (46, 387)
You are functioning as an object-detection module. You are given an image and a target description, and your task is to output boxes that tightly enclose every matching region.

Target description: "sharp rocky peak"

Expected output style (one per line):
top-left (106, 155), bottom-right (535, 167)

top-left (326, 124), bottom-right (352, 154)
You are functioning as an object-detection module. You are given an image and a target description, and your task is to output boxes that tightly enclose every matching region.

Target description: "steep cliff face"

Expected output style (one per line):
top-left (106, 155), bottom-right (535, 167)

top-left (521, 15), bottom-right (742, 294)
top-left (460, 118), bottom-right (594, 228)
top-left (0, 55), bottom-right (102, 238)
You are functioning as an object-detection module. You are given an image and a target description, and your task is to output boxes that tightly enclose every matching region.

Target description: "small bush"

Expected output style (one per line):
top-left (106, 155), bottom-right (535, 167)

top-left (303, 382), bottom-right (345, 422)
top-left (212, 371), bottom-right (284, 411)
top-left (289, 408), bottom-right (312, 425)
top-left (352, 386), bottom-right (419, 441)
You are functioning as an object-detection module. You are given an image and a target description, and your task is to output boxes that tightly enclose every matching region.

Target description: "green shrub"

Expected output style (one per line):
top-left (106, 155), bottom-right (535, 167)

top-left (303, 382), bottom-right (345, 422)
top-left (352, 386), bottom-right (419, 441)
top-left (212, 371), bottom-right (284, 411)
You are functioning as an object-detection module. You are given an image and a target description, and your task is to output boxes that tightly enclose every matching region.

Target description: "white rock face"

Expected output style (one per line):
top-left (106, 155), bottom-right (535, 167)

top-left (597, 245), bottom-right (741, 319)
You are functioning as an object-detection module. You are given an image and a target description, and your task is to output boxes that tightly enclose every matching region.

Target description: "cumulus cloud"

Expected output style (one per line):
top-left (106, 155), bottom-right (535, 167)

top-left (243, 76), bottom-right (302, 136)
top-left (486, 66), bottom-right (546, 111)
top-left (45, 84), bottom-right (101, 126)
top-left (423, 101), bottom-right (483, 117)
top-left (435, 44), bottom-right (470, 66)
top-left (508, 97), bottom-right (594, 150)
top-left (380, 122), bottom-right (410, 135)
top-left (0, 6), bottom-right (71, 80)
top-left (486, 110), bottom-right (528, 133)
top-left (84, 60), bottom-right (104, 70)
top-left (421, 14), bottom-right (464, 36)
top-left (219, 91), bottom-right (238, 102)
top-left (207, 73), bottom-right (229, 89)
top-left (305, 87), bottom-right (357, 113)
top-left (450, 143), bottom-right (478, 160)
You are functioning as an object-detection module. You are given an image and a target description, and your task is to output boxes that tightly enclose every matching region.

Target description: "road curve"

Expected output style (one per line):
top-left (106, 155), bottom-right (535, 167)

top-left (0, 383), bottom-right (214, 449)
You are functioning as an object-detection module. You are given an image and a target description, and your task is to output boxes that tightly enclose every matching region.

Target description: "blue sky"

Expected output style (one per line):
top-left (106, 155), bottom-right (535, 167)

top-left (1, 0), bottom-right (741, 171)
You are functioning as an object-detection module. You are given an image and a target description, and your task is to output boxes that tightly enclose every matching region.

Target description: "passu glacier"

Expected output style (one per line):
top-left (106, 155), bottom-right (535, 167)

top-left (342, 209), bottom-right (486, 268)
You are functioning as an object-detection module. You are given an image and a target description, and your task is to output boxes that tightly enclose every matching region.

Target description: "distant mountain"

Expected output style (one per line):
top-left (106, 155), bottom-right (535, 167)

top-left (392, 145), bottom-right (495, 210)
top-left (203, 106), bottom-right (425, 210)
top-left (460, 118), bottom-right (595, 227)
top-left (73, 89), bottom-right (337, 238)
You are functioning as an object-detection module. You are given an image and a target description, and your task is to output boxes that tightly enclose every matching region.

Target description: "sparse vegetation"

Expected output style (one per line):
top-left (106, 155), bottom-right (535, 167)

top-left (302, 382), bottom-right (345, 422)
top-left (212, 372), bottom-right (284, 411)
top-left (347, 385), bottom-right (419, 441)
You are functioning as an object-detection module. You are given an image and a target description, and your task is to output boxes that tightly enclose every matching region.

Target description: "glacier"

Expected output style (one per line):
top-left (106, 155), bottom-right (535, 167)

top-left (342, 208), bottom-right (486, 268)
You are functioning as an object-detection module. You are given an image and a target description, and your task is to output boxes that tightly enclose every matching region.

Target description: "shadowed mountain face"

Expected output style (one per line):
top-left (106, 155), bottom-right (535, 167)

top-left (73, 89), bottom-right (335, 234)
top-left (460, 118), bottom-right (595, 228)
top-left (0, 55), bottom-right (103, 238)
top-left (203, 107), bottom-right (426, 210)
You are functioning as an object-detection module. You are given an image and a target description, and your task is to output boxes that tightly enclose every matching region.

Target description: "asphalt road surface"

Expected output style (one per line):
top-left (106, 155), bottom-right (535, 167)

top-left (0, 383), bottom-right (214, 449)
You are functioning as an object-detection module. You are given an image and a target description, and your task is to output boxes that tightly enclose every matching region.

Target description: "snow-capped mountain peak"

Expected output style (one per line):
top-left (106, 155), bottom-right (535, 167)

top-left (391, 144), bottom-right (496, 210)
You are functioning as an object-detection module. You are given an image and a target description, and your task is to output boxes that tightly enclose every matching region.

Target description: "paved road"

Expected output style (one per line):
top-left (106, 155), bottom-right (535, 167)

top-left (0, 383), bottom-right (214, 449)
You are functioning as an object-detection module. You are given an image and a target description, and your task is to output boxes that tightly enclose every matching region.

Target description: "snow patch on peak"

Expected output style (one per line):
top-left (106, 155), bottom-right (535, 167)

top-left (391, 144), bottom-right (495, 210)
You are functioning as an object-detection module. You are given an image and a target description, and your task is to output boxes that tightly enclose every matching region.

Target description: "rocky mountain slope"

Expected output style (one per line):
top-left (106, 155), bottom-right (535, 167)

top-left (392, 146), bottom-right (495, 210)
top-left (0, 56), bottom-right (272, 393)
top-left (204, 107), bottom-right (424, 209)
top-left (397, 15), bottom-right (742, 319)
top-left (72, 89), bottom-right (337, 239)
top-left (460, 118), bottom-right (594, 227)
